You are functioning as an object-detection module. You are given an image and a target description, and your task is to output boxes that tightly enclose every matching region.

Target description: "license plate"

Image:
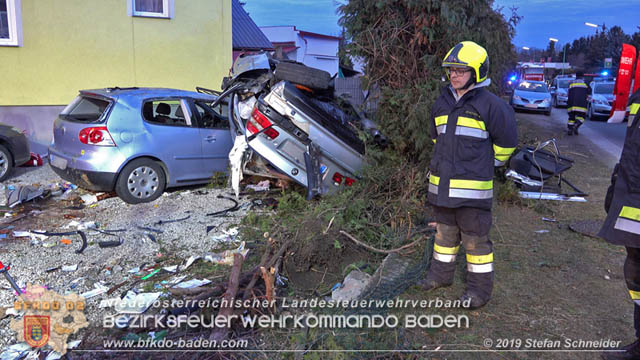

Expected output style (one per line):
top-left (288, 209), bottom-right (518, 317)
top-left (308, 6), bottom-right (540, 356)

top-left (525, 104), bottom-right (538, 108)
top-left (50, 155), bottom-right (67, 170)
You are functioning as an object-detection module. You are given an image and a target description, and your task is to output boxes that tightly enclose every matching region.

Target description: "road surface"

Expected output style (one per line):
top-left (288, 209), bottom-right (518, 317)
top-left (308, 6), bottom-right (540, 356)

top-left (515, 106), bottom-right (628, 167)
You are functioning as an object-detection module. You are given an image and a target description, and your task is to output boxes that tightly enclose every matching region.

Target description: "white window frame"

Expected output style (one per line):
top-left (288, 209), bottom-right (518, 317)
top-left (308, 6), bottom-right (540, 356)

top-left (127, 0), bottom-right (173, 19)
top-left (0, 0), bottom-right (23, 47)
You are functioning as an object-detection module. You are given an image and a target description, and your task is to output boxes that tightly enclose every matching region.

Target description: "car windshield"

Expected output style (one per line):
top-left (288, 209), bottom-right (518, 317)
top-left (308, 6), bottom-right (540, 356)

top-left (517, 81), bottom-right (548, 93)
top-left (594, 83), bottom-right (614, 94)
top-left (557, 80), bottom-right (570, 88)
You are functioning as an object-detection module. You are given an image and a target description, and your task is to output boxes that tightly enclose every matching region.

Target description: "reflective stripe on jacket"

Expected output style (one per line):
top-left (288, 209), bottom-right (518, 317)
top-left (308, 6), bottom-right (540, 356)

top-left (428, 85), bottom-right (518, 210)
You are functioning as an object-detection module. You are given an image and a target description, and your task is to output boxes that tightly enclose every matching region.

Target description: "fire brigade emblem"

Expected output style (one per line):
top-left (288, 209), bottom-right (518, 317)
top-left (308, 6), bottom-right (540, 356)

top-left (24, 315), bottom-right (50, 348)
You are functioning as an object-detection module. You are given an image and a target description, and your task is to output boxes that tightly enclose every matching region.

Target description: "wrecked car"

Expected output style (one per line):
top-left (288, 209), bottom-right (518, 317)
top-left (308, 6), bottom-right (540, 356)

top-left (48, 87), bottom-right (233, 204)
top-left (216, 52), bottom-right (386, 198)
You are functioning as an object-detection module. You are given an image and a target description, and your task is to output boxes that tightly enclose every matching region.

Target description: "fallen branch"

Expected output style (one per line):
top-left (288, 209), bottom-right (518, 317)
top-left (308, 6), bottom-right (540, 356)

top-left (339, 230), bottom-right (422, 254)
top-left (210, 253), bottom-right (244, 342)
top-left (260, 267), bottom-right (274, 305)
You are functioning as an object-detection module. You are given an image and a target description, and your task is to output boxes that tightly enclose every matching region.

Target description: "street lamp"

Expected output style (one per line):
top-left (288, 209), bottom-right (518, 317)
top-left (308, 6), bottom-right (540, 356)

top-left (549, 37), bottom-right (566, 75)
top-left (585, 22), bottom-right (598, 28)
top-left (522, 46), bottom-right (530, 50)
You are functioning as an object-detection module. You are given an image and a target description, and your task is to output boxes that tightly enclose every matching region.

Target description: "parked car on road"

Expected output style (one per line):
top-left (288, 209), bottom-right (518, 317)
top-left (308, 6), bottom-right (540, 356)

top-left (510, 80), bottom-right (552, 116)
top-left (48, 87), bottom-right (233, 203)
top-left (587, 81), bottom-right (615, 120)
top-left (0, 123), bottom-right (31, 182)
top-left (221, 52), bottom-right (386, 199)
top-left (550, 75), bottom-right (574, 107)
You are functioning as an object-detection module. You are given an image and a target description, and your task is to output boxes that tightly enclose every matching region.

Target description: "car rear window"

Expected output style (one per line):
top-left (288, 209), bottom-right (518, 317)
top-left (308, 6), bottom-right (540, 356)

top-left (60, 96), bottom-right (111, 123)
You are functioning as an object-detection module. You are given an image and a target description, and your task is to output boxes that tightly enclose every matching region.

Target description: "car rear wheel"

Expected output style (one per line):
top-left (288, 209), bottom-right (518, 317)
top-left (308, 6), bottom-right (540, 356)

top-left (0, 145), bottom-right (13, 182)
top-left (115, 158), bottom-right (166, 204)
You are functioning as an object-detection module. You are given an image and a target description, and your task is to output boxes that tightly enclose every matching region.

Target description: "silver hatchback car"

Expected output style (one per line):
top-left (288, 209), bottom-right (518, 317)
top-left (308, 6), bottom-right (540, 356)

top-left (48, 87), bottom-right (233, 204)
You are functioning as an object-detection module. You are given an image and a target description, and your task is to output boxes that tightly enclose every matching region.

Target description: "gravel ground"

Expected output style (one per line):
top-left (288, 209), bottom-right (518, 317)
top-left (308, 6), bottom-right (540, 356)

top-left (0, 164), bottom-right (256, 355)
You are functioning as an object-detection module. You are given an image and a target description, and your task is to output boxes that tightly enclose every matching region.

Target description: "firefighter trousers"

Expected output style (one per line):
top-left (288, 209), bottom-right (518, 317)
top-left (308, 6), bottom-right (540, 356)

top-left (568, 111), bottom-right (586, 132)
top-left (625, 246), bottom-right (640, 338)
top-left (426, 206), bottom-right (494, 303)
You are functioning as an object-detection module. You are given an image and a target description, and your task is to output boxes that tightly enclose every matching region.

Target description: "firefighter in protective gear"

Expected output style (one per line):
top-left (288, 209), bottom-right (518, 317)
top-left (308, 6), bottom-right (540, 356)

top-left (417, 41), bottom-right (518, 309)
top-left (599, 89), bottom-right (640, 360)
top-left (567, 71), bottom-right (589, 136)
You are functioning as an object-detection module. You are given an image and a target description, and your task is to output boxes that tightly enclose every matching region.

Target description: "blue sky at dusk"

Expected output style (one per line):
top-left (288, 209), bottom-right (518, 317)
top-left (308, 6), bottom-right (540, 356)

top-left (242, 0), bottom-right (640, 50)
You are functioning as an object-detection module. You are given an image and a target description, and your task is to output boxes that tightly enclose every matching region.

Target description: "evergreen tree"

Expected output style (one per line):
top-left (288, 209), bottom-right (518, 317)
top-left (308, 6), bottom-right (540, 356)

top-left (338, 0), bottom-right (520, 161)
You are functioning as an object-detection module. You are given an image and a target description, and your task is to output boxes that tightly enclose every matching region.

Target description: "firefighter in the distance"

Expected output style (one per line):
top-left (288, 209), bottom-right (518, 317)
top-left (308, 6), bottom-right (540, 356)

top-left (599, 89), bottom-right (640, 360)
top-left (567, 70), bottom-right (589, 136)
top-left (417, 41), bottom-right (518, 309)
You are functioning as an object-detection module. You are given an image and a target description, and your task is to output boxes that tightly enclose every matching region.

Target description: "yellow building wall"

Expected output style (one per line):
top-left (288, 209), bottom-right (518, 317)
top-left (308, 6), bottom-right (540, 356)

top-left (0, 0), bottom-right (232, 106)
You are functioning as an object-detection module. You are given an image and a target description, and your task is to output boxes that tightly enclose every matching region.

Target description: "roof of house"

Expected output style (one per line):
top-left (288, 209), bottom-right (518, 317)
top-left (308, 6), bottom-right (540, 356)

top-left (232, 0), bottom-right (273, 50)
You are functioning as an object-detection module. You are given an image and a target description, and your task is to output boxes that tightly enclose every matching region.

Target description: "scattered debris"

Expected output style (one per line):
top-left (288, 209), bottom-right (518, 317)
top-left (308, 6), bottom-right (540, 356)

top-left (32, 230), bottom-right (88, 254)
top-left (204, 241), bottom-right (249, 265)
top-left (6, 185), bottom-right (46, 208)
top-left (0, 260), bottom-right (22, 294)
top-left (115, 291), bottom-right (162, 314)
top-left (332, 270), bottom-right (372, 302)
top-left (80, 282), bottom-right (109, 299)
top-left (519, 192), bottom-right (587, 202)
top-left (173, 279), bottom-right (212, 289)
top-left (0, 343), bottom-right (30, 360)
top-left (154, 215), bottom-right (191, 226)
top-left (61, 264), bottom-right (78, 272)
top-left (141, 268), bottom-right (162, 280)
top-left (136, 225), bottom-right (164, 234)
top-left (569, 220), bottom-right (603, 239)
top-left (541, 217), bottom-right (557, 222)
top-left (80, 194), bottom-right (98, 205)
top-left (206, 195), bottom-right (240, 217)
top-left (245, 180), bottom-right (270, 192)
top-left (534, 230), bottom-right (550, 234)
top-left (179, 256), bottom-right (200, 271)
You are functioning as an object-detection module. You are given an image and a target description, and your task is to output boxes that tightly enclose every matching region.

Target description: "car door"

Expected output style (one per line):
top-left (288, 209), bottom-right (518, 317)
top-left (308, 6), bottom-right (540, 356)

top-left (141, 98), bottom-right (206, 184)
top-left (191, 98), bottom-right (233, 175)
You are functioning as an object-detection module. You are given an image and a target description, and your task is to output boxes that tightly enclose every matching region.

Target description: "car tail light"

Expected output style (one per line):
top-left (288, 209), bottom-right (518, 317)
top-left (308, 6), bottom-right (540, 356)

top-left (79, 126), bottom-right (116, 146)
top-left (248, 106), bottom-right (279, 140)
top-left (345, 177), bottom-right (356, 186)
top-left (332, 172), bottom-right (344, 185)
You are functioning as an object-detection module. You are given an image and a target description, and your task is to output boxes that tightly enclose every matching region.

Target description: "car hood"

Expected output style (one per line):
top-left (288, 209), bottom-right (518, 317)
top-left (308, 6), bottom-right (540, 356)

top-left (594, 94), bottom-right (615, 102)
top-left (514, 89), bottom-right (550, 100)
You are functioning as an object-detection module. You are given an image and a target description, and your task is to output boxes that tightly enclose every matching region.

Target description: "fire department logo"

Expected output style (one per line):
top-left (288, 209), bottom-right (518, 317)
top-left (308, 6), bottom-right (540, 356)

top-left (10, 284), bottom-right (88, 355)
top-left (24, 315), bottom-right (50, 348)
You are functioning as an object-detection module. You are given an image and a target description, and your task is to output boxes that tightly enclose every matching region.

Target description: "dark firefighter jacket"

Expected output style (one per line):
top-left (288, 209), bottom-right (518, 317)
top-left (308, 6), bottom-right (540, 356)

top-left (599, 89), bottom-right (640, 246)
top-left (428, 84), bottom-right (518, 210)
top-left (567, 78), bottom-right (589, 114)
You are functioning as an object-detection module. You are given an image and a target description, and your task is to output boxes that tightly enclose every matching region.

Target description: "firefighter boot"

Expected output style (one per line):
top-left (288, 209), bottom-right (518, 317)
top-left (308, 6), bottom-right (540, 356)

top-left (574, 117), bottom-right (584, 135)
top-left (601, 339), bottom-right (640, 360)
top-left (567, 125), bottom-right (574, 136)
top-left (460, 233), bottom-right (494, 309)
top-left (417, 223), bottom-right (460, 291)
